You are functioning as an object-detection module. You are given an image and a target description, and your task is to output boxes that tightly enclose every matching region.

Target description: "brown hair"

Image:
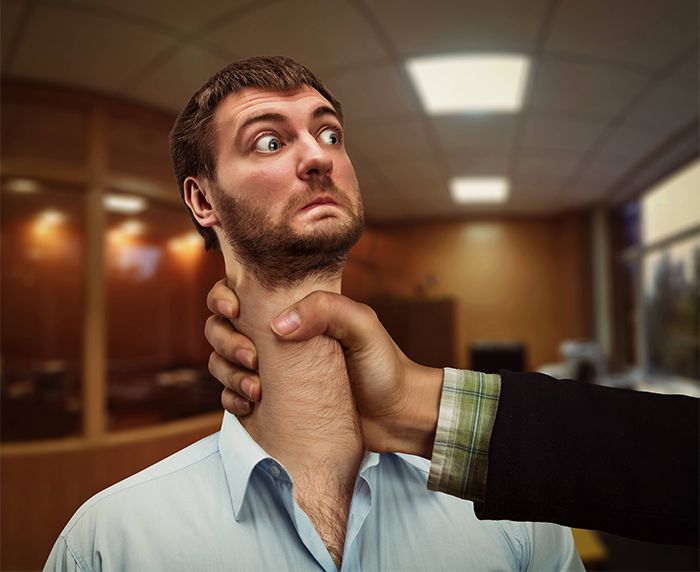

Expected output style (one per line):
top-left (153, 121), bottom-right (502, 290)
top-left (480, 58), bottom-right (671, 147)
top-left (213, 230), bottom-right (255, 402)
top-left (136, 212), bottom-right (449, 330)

top-left (169, 55), bottom-right (343, 250)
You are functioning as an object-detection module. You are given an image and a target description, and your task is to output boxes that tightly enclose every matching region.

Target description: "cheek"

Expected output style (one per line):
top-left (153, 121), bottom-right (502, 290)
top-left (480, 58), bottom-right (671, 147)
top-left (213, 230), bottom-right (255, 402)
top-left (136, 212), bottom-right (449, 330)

top-left (232, 161), bottom-right (291, 204)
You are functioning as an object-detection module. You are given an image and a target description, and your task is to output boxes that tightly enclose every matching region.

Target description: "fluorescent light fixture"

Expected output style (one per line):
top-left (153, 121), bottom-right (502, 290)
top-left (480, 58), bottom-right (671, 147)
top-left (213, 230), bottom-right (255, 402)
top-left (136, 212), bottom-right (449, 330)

top-left (6, 178), bottom-right (41, 193)
top-left (406, 54), bottom-right (530, 114)
top-left (450, 177), bottom-right (509, 204)
top-left (103, 194), bottom-right (146, 214)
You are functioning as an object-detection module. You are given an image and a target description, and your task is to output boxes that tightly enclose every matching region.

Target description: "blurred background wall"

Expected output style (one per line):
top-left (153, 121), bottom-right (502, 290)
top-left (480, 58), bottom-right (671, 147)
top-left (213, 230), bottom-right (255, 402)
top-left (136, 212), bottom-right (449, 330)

top-left (1, 0), bottom-right (698, 569)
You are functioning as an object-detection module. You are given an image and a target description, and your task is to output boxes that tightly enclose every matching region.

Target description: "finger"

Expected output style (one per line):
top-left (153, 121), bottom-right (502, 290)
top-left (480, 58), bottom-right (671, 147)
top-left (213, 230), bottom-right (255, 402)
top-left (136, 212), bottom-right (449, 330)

top-left (209, 352), bottom-right (261, 401)
top-left (221, 388), bottom-right (253, 417)
top-left (270, 291), bottom-right (379, 353)
top-left (204, 315), bottom-right (257, 369)
top-left (206, 278), bottom-right (240, 319)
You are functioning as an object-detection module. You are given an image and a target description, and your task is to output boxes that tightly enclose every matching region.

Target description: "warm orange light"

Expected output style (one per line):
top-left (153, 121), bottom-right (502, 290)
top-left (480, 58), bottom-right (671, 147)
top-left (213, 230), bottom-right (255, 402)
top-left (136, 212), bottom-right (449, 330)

top-left (32, 209), bottom-right (66, 238)
top-left (28, 209), bottom-right (69, 259)
top-left (36, 209), bottom-right (65, 225)
top-left (107, 219), bottom-right (145, 247)
top-left (168, 231), bottom-right (203, 265)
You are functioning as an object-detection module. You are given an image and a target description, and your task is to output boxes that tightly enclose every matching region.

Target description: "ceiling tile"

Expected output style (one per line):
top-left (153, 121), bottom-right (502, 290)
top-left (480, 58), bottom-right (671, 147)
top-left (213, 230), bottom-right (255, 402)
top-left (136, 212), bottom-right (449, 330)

top-left (514, 155), bottom-right (578, 189)
top-left (596, 124), bottom-right (665, 169)
top-left (373, 159), bottom-right (444, 197)
top-left (507, 185), bottom-right (560, 211)
top-left (520, 115), bottom-right (608, 154)
top-left (202, 0), bottom-right (388, 74)
top-left (346, 117), bottom-right (433, 162)
top-left (624, 79), bottom-right (698, 133)
top-left (432, 116), bottom-right (516, 153)
top-left (126, 45), bottom-right (231, 113)
top-left (351, 156), bottom-right (402, 200)
top-left (564, 161), bottom-right (626, 206)
top-left (673, 49), bottom-right (699, 88)
top-left (1, 0), bottom-right (26, 63)
top-left (84, 0), bottom-right (252, 34)
top-left (546, 0), bottom-right (699, 71)
top-left (528, 59), bottom-right (650, 121)
top-left (365, 0), bottom-right (549, 56)
top-left (10, 4), bottom-right (172, 92)
top-left (326, 64), bottom-right (420, 123)
top-left (445, 152), bottom-right (509, 176)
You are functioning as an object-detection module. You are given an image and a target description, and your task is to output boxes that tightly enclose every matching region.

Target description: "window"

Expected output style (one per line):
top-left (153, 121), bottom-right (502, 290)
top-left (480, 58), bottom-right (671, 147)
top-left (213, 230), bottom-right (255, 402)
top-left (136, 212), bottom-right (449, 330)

top-left (612, 159), bottom-right (700, 386)
top-left (639, 160), bottom-right (700, 383)
top-left (642, 235), bottom-right (699, 380)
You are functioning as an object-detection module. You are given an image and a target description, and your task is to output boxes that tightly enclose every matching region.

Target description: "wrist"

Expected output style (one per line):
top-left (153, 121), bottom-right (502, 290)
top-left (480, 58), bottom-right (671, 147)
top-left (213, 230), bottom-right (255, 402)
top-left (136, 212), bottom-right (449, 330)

top-left (383, 364), bottom-right (443, 458)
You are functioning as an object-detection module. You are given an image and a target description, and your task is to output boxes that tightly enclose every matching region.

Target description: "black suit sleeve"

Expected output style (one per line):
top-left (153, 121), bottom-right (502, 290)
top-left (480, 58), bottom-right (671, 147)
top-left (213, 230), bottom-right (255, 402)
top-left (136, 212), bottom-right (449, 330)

top-left (472, 370), bottom-right (699, 547)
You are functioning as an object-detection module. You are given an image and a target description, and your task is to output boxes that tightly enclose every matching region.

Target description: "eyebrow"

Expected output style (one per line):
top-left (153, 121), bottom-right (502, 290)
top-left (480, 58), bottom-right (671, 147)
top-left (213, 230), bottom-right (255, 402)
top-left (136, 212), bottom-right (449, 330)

top-left (312, 105), bottom-right (341, 122)
top-left (237, 105), bottom-right (341, 135)
top-left (237, 112), bottom-right (286, 134)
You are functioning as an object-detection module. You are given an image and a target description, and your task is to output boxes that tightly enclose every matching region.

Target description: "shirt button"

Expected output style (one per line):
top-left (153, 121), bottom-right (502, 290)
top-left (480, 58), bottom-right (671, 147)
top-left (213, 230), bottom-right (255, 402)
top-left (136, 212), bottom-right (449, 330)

top-left (270, 463), bottom-right (281, 478)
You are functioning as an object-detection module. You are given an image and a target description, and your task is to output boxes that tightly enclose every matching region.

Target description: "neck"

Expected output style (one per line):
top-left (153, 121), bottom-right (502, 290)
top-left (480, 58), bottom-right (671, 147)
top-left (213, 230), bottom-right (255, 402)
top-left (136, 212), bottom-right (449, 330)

top-left (224, 253), bottom-right (364, 483)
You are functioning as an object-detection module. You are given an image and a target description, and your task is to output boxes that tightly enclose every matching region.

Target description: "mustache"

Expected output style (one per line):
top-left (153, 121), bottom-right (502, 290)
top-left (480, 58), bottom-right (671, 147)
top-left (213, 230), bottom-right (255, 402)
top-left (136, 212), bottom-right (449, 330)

top-left (283, 176), bottom-right (353, 213)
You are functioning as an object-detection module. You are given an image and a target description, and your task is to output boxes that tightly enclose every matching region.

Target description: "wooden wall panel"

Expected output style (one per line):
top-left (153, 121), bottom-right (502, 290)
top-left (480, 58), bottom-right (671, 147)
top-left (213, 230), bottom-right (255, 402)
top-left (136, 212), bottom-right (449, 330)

top-left (370, 214), bottom-right (592, 370)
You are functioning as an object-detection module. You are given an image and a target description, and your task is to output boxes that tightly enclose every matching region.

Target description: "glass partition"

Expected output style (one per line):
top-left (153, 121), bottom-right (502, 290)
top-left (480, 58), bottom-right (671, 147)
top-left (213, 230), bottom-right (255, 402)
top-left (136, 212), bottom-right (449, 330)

top-left (1, 180), bottom-right (86, 440)
top-left (1, 83), bottom-right (227, 441)
top-left (105, 193), bottom-right (225, 431)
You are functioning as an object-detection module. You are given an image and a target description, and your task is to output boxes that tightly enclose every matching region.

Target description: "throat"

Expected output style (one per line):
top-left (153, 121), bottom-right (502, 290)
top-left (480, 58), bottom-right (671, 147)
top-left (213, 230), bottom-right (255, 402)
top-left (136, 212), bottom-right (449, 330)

top-left (242, 335), bottom-right (364, 468)
top-left (241, 335), bottom-right (364, 569)
top-left (221, 267), bottom-right (365, 568)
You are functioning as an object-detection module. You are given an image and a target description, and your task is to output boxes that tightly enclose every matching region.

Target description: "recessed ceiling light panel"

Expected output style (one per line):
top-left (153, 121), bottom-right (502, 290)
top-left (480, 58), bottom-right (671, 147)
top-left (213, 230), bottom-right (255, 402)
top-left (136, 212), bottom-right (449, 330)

top-left (450, 177), bottom-right (510, 204)
top-left (406, 54), bottom-right (530, 114)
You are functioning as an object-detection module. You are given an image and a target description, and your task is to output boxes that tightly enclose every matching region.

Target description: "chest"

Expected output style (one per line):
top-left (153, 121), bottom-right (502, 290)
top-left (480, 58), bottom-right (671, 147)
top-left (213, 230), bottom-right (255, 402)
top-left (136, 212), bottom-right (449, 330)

top-left (295, 481), bottom-right (353, 568)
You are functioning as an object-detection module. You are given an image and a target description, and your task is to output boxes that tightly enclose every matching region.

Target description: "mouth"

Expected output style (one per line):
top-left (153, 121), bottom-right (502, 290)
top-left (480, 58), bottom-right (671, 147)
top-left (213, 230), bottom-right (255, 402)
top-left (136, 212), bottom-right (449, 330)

top-left (300, 195), bottom-right (339, 211)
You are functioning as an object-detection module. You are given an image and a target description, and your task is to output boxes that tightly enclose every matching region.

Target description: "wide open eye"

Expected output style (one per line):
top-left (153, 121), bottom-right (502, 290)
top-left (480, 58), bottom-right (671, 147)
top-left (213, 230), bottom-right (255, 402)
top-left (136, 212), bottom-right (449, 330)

top-left (254, 135), bottom-right (283, 153)
top-left (319, 127), bottom-right (341, 146)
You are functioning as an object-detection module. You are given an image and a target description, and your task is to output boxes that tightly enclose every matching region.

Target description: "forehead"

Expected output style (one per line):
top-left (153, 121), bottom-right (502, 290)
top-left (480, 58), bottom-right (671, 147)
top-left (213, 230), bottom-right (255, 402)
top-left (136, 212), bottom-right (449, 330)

top-left (214, 86), bottom-right (336, 132)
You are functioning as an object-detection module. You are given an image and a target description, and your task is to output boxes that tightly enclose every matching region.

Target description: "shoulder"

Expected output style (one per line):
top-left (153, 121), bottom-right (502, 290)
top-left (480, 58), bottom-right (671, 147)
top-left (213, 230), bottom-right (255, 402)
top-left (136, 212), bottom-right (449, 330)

top-left (62, 431), bottom-right (221, 536)
top-left (47, 431), bottom-right (224, 571)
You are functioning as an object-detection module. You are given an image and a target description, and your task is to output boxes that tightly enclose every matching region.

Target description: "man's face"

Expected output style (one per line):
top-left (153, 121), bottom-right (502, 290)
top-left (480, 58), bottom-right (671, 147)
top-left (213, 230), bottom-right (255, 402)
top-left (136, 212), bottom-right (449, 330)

top-left (209, 86), bottom-right (364, 289)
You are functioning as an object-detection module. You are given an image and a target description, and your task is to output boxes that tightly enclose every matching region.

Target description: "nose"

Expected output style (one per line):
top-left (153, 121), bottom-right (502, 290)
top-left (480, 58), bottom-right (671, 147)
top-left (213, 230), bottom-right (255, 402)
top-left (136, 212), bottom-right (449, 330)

top-left (296, 133), bottom-right (333, 181)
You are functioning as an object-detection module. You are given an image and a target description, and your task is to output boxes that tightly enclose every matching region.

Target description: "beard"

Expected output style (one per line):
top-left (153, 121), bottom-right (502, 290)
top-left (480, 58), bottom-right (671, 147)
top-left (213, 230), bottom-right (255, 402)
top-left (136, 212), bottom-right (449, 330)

top-left (214, 177), bottom-right (364, 290)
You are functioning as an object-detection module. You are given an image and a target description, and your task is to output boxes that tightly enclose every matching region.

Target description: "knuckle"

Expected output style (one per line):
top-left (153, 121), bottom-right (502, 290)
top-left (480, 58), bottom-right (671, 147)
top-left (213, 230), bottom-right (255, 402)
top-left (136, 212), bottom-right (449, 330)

top-left (204, 315), bottom-right (216, 339)
top-left (360, 303), bottom-right (378, 321)
top-left (208, 352), bottom-right (220, 377)
top-left (314, 290), bottom-right (334, 315)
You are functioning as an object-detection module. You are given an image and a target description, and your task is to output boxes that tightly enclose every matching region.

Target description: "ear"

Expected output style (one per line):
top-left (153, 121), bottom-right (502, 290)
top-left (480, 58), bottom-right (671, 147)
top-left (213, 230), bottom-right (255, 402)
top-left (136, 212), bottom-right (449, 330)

top-left (184, 177), bottom-right (219, 228)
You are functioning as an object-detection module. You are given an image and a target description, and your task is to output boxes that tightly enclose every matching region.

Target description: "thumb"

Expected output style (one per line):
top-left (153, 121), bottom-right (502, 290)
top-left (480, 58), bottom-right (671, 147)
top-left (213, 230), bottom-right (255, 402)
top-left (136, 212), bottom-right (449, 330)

top-left (270, 291), bottom-right (377, 352)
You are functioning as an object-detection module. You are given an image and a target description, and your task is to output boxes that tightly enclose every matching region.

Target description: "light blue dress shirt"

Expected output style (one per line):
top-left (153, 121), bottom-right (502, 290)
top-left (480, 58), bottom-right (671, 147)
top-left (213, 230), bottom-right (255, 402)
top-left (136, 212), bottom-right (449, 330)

top-left (46, 412), bottom-right (583, 571)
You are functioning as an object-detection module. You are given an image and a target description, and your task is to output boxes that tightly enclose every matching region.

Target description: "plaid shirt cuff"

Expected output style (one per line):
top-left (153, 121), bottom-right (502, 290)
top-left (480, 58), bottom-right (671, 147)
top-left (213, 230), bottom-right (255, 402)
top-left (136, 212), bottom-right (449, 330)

top-left (427, 368), bottom-right (501, 502)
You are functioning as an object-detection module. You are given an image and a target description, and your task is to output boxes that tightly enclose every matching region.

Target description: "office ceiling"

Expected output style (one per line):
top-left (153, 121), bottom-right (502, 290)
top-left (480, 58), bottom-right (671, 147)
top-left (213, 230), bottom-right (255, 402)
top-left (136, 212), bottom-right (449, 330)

top-left (2, 0), bottom-right (698, 223)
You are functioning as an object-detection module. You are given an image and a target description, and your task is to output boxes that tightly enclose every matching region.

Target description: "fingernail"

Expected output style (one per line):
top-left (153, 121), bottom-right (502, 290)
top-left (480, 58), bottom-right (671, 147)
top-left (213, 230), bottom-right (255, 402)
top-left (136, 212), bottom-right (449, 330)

top-left (240, 377), bottom-right (255, 400)
top-left (216, 300), bottom-right (233, 317)
top-left (235, 349), bottom-right (255, 369)
top-left (233, 396), bottom-right (251, 411)
top-left (271, 309), bottom-right (301, 335)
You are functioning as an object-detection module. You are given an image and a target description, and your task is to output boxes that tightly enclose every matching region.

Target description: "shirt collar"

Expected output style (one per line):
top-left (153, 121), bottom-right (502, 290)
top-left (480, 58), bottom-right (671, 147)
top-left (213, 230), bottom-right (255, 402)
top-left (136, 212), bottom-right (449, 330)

top-left (217, 412), bottom-right (431, 521)
top-left (218, 412), bottom-right (275, 521)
